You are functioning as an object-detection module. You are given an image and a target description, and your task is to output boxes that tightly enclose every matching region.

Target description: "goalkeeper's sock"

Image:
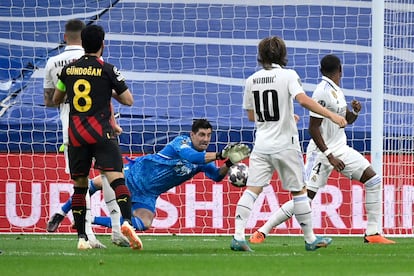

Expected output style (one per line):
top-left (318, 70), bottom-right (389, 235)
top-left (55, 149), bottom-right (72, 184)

top-left (71, 187), bottom-right (88, 237)
top-left (61, 198), bottom-right (72, 214)
top-left (234, 189), bottom-right (257, 241)
top-left (93, 216), bottom-right (112, 228)
top-left (293, 193), bottom-right (316, 244)
top-left (131, 216), bottom-right (147, 231)
top-left (258, 200), bottom-right (294, 235)
top-left (88, 178), bottom-right (99, 196)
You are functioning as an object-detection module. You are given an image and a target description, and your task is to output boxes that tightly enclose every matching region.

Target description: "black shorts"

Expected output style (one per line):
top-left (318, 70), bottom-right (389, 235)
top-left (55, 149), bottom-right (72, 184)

top-left (68, 138), bottom-right (123, 179)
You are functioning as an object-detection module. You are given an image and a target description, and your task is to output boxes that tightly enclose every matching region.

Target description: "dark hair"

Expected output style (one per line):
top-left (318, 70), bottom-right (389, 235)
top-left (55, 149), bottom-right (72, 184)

top-left (65, 19), bottom-right (85, 33)
top-left (192, 119), bottom-right (213, 133)
top-left (64, 19), bottom-right (85, 41)
top-left (81, 25), bottom-right (105, 53)
top-left (320, 54), bottom-right (342, 77)
top-left (257, 36), bottom-right (288, 69)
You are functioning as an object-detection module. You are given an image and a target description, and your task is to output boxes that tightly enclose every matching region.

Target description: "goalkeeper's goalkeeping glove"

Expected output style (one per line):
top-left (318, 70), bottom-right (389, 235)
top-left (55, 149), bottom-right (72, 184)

top-left (216, 143), bottom-right (251, 164)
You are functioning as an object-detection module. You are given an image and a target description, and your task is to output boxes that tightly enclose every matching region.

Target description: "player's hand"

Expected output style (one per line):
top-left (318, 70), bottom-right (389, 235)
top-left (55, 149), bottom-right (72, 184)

top-left (294, 114), bottom-right (300, 123)
top-left (327, 154), bottom-right (345, 172)
top-left (113, 124), bottom-right (123, 136)
top-left (331, 113), bottom-right (347, 128)
top-left (221, 143), bottom-right (251, 163)
top-left (217, 143), bottom-right (238, 160)
top-left (351, 100), bottom-right (361, 113)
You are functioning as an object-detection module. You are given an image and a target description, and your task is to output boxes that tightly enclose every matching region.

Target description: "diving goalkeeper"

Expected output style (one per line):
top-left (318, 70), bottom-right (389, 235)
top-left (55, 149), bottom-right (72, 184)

top-left (49, 119), bottom-right (250, 244)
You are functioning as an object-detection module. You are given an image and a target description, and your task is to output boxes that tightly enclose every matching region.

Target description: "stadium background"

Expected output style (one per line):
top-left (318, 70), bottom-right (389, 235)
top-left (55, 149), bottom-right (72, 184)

top-left (0, 0), bottom-right (413, 236)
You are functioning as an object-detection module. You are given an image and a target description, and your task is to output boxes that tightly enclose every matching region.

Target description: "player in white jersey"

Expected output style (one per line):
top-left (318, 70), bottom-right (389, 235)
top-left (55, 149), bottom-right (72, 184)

top-left (249, 54), bottom-right (395, 244)
top-left (230, 37), bottom-right (347, 252)
top-left (43, 19), bottom-right (130, 248)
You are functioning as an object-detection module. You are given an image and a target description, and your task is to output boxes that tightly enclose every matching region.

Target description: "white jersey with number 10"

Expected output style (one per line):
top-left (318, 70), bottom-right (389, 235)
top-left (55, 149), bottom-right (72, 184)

top-left (243, 64), bottom-right (305, 154)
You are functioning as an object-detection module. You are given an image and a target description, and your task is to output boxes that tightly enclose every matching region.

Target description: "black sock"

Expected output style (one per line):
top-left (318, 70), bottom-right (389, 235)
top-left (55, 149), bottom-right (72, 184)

top-left (71, 187), bottom-right (88, 239)
top-left (110, 178), bottom-right (132, 222)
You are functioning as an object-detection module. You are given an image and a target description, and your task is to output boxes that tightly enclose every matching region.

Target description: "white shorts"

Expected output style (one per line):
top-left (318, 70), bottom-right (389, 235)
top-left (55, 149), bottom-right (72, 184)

top-left (305, 145), bottom-right (370, 192)
top-left (247, 149), bottom-right (306, 192)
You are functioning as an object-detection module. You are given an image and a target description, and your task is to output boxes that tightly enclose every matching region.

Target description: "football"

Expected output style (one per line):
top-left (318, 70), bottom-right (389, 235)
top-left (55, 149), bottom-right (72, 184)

top-left (228, 163), bottom-right (248, 187)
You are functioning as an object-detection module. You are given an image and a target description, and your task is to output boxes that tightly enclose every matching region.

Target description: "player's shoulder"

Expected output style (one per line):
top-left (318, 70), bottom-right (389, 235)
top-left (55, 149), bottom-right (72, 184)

top-left (171, 134), bottom-right (190, 143)
top-left (170, 135), bottom-right (191, 148)
top-left (280, 67), bottom-right (299, 78)
top-left (314, 78), bottom-right (337, 96)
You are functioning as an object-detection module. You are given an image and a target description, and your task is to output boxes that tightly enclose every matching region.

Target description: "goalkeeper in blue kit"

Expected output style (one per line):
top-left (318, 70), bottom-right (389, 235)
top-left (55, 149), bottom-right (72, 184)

top-left (50, 119), bottom-right (250, 246)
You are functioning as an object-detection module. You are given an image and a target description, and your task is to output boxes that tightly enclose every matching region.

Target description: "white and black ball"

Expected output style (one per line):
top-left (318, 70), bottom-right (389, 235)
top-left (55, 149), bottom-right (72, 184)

top-left (228, 163), bottom-right (248, 187)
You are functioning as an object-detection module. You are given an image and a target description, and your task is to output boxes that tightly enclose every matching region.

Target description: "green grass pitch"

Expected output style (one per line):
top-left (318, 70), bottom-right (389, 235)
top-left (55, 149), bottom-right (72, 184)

top-left (1, 234), bottom-right (414, 275)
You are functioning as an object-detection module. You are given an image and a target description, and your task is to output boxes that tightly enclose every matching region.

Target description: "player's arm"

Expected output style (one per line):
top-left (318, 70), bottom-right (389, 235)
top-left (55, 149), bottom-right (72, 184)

top-left (43, 64), bottom-right (59, 107)
top-left (246, 109), bottom-right (255, 122)
top-left (44, 88), bottom-right (59, 107)
top-left (179, 148), bottom-right (222, 165)
top-left (295, 93), bottom-right (347, 128)
top-left (204, 153), bottom-right (233, 177)
top-left (308, 116), bottom-right (345, 172)
top-left (112, 89), bottom-right (133, 106)
top-left (52, 79), bottom-right (66, 105)
top-left (202, 162), bottom-right (229, 182)
top-left (110, 102), bottom-right (122, 136)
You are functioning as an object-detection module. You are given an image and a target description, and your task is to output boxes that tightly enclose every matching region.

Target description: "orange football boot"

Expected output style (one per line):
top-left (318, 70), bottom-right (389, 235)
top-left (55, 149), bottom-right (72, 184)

top-left (364, 233), bottom-right (395, 244)
top-left (249, 231), bottom-right (266, 244)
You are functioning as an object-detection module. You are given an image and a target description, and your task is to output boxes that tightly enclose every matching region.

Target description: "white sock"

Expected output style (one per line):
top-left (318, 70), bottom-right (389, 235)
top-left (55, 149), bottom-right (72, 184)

top-left (364, 175), bottom-right (382, 236)
top-left (234, 189), bottom-right (258, 241)
top-left (293, 193), bottom-right (315, 243)
top-left (258, 200), bottom-right (294, 236)
top-left (101, 175), bottom-right (121, 233)
top-left (85, 190), bottom-right (97, 242)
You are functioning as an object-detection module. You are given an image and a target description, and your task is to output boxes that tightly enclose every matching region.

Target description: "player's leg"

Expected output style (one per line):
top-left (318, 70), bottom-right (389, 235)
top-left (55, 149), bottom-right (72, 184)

top-left (47, 177), bottom-right (100, 232)
top-left (250, 150), bottom-right (325, 244)
top-left (231, 152), bottom-right (272, 252)
top-left (250, 200), bottom-right (294, 243)
top-left (98, 174), bottom-right (130, 247)
top-left (72, 178), bottom-right (91, 250)
top-left (84, 189), bottom-right (106, 248)
top-left (343, 150), bottom-right (395, 244)
top-left (339, 149), bottom-right (394, 243)
top-left (69, 146), bottom-right (93, 250)
top-left (130, 194), bottom-right (157, 231)
top-left (96, 140), bottom-right (142, 250)
top-left (47, 144), bottom-right (72, 232)
top-left (279, 150), bottom-right (331, 251)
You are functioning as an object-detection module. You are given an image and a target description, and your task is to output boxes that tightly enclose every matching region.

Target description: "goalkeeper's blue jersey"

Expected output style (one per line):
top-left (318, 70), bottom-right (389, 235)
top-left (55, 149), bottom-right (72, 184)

top-left (124, 135), bottom-right (224, 197)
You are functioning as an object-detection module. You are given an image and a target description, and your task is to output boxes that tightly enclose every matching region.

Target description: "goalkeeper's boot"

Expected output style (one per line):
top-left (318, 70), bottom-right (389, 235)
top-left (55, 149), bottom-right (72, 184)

top-left (364, 233), bottom-right (395, 244)
top-left (249, 231), bottom-right (266, 244)
top-left (111, 231), bottom-right (130, 247)
top-left (230, 238), bottom-right (254, 252)
top-left (121, 221), bottom-right (143, 250)
top-left (77, 237), bottom-right (92, 250)
top-left (47, 213), bottom-right (65, 232)
top-left (305, 236), bottom-right (332, 251)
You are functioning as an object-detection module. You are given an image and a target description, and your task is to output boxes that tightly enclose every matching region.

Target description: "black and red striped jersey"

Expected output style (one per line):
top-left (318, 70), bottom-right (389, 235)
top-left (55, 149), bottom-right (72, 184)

top-left (58, 55), bottom-right (128, 146)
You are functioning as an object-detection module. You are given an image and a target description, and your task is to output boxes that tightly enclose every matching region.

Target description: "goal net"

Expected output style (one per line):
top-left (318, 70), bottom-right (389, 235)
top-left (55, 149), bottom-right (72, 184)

top-left (0, 0), bottom-right (412, 237)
